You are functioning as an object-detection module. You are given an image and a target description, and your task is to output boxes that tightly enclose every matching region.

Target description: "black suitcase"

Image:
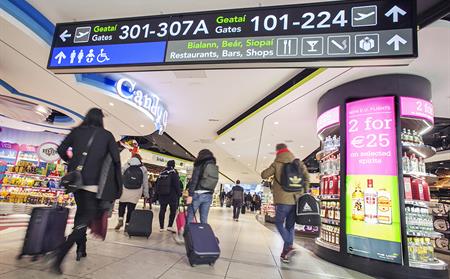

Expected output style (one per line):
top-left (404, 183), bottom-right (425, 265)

top-left (184, 223), bottom-right (220, 266)
top-left (241, 206), bottom-right (246, 214)
top-left (19, 207), bottom-right (69, 260)
top-left (127, 209), bottom-right (153, 238)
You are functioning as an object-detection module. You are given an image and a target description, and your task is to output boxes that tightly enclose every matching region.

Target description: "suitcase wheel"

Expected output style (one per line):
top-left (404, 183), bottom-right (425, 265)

top-left (31, 255), bottom-right (39, 262)
top-left (209, 262), bottom-right (215, 266)
top-left (16, 254), bottom-right (23, 260)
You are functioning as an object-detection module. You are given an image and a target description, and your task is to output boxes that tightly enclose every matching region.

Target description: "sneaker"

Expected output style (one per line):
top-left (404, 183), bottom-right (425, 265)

top-left (167, 226), bottom-right (176, 233)
top-left (285, 246), bottom-right (296, 259)
top-left (115, 218), bottom-right (124, 231)
top-left (280, 251), bottom-right (290, 264)
top-left (160, 228), bottom-right (165, 232)
top-left (124, 224), bottom-right (129, 233)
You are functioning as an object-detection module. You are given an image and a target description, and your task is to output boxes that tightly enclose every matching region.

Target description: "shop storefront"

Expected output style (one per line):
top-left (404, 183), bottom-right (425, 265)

top-left (314, 74), bottom-right (448, 279)
top-left (0, 127), bottom-right (72, 215)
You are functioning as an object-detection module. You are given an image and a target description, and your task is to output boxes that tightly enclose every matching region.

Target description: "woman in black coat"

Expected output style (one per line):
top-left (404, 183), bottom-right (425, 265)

top-left (52, 108), bottom-right (121, 274)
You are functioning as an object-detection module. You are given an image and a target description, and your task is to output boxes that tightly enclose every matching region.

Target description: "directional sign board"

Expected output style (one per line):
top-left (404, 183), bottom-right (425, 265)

top-left (47, 0), bottom-right (417, 73)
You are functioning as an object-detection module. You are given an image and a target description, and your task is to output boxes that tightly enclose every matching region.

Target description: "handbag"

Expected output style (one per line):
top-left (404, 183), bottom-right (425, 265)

top-left (60, 129), bottom-right (97, 193)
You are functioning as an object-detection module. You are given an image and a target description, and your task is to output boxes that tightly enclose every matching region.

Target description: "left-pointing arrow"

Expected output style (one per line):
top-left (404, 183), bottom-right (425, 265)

top-left (59, 30), bottom-right (72, 42)
top-left (54, 51), bottom-right (66, 64)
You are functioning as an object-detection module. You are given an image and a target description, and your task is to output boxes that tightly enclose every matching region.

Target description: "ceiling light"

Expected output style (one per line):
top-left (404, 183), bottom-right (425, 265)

top-left (300, 145), bottom-right (305, 148)
top-left (274, 121), bottom-right (279, 125)
top-left (140, 124), bottom-right (144, 128)
top-left (222, 142), bottom-right (226, 145)
top-left (267, 143), bottom-right (271, 146)
top-left (109, 102), bottom-right (114, 106)
top-left (237, 155), bottom-right (241, 157)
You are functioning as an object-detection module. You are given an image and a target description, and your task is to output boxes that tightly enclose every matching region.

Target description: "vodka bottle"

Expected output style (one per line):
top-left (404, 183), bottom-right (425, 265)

top-left (407, 129), bottom-right (413, 143)
top-left (410, 154), bottom-right (418, 173)
top-left (364, 179), bottom-right (378, 224)
top-left (401, 128), bottom-right (407, 142)
top-left (402, 153), bottom-right (410, 173)
top-left (332, 135), bottom-right (339, 149)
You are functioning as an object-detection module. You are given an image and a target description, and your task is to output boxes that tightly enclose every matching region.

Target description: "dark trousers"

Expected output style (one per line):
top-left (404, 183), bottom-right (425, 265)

top-left (159, 202), bottom-right (178, 229)
top-left (233, 200), bottom-right (242, 219)
top-left (56, 190), bottom-right (98, 266)
top-left (118, 202), bottom-right (137, 224)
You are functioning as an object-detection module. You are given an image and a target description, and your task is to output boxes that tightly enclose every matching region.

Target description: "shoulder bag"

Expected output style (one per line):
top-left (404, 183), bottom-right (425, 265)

top-left (60, 129), bottom-right (97, 193)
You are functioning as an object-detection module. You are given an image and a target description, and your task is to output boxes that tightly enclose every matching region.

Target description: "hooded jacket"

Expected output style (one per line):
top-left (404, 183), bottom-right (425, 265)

top-left (188, 155), bottom-right (217, 196)
top-left (156, 166), bottom-right (182, 204)
top-left (261, 149), bottom-right (310, 205)
top-left (119, 157), bottom-right (149, 204)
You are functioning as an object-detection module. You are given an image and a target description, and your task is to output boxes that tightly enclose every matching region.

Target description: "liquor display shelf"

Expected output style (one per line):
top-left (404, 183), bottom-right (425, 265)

top-left (403, 172), bottom-right (438, 184)
top-left (407, 231), bottom-right (443, 238)
top-left (0, 184), bottom-right (65, 192)
top-left (400, 117), bottom-right (433, 133)
top-left (315, 237), bottom-right (340, 252)
top-left (319, 194), bottom-right (340, 201)
top-left (320, 173), bottom-right (340, 178)
top-left (321, 218), bottom-right (340, 226)
top-left (402, 143), bottom-right (437, 159)
top-left (405, 199), bottom-right (431, 208)
top-left (316, 148), bottom-right (339, 161)
top-left (409, 259), bottom-right (448, 271)
top-left (317, 124), bottom-right (339, 142)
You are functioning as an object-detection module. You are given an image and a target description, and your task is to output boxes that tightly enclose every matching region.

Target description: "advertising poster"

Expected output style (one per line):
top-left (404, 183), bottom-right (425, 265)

top-left (346, 96), bottom-right (402, 264)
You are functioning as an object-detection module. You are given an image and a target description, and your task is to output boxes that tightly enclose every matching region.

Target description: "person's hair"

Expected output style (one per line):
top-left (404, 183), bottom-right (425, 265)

top-left (79, 108), bottom-right (104, 128)
top-left (132, 153), bottom-right (143, 163)
top-left (276, 143), bottom-right (287, 151)
top-left (194, 149), bottom-right (215, 165)
top-left (167, 160), bottom-right (175, 168)
top-left (236, 180), bottom-right (240, 184)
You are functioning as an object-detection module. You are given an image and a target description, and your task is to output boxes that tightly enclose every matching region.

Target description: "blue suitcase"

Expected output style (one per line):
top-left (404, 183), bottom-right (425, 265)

top-left (183, 223), bottom-right (220, 266)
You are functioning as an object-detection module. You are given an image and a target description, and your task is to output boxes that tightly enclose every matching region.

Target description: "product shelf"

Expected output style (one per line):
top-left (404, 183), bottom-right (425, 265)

top-left (316, 148), bottom-right (339, 161)
top-left (4, 172), bottom-right (61, 180)
top-left (405, 199), bottom-right (431, 208)
top-left (317, 124), bottom-right (340, 141)
top-left (435, 248), bottom-right (450, 256)
top-left (321, 218), bottom-right (340, 226)
top-left (315, 237), bottom-right (340, 252)
top-left (0, 184), bottom-right (65, 192)
top-left (402, 143), bottom-right (436, 159)
top-left (319, 194), bottom-right (340, 201)
top-left (320, 173), bottom-right (340, 178)
top-left (0, 156), bottom-right (17, 160)
top-left (409, 259), bottom-right (448, 270)
top-left (403, 172), bottom-right (438, 184)
top-left (407, 231), bottom-right (442, 238)
top-left (400, 118), bottom-right (433, 133)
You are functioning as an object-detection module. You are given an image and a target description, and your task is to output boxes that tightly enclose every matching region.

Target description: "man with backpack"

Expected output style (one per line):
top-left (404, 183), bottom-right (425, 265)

top-left (155, 160), bottom-right (182, 232)
top-left (186, 149), bottom-right (219, 224)
top-left (231, 180), bottom-right (244, 221)
top-left (261, 143), bottom-right (310, 264)
top-left (115, 154), bottom-right (149, 232)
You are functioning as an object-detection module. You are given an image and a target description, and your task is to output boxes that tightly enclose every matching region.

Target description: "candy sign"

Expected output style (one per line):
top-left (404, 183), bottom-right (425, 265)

top-left (38, 142), bottom-right (60, 162)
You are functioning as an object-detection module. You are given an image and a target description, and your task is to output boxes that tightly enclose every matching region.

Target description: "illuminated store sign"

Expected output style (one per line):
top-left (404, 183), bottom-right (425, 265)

top-left (115, 77), bottom-right (168, 134)
top-left (400, 97), bottom-right (434, 124)
top-left (48, 0), bottom-right (417, 72)
top-left (317, 106), bottom-right (340, 133)
top-left (346, 96), bottom-right (402, 264)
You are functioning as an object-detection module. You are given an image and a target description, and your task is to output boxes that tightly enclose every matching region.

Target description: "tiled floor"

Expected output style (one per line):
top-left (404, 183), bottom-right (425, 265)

top-left (0, 207), bottom-right (373, 279)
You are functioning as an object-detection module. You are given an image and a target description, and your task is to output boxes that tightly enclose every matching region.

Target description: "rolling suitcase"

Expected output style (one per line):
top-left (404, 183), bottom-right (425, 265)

top-left (18, 206), bottom-right (69, 260)
top-left (241, 206), bottom-right (246, 215)
top-left (127, 209), bottom-right (153, 238)
top-left (184, 223), bottom-right (220, 266)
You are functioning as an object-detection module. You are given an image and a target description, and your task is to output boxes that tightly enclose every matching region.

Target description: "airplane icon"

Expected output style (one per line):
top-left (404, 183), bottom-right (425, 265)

top-left (354, 11), bottom-right (375, 21)
top-left (76, 31), bottom-right (90, 38)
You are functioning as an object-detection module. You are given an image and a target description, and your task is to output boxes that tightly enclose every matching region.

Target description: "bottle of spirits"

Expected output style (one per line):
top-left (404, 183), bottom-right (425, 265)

top-left (351, 184), bottom-right (364, 221)
top-left (377, 189), bottom-right (392, 224)
top-left (401, 128), bottom-right (407, 143)
top-left (364, 179), bottom-right (378, 224)
top-left (332, 135), bottom-right (338, 149)
top-left (412, 130), bottom-right (420, 145)
top-left (407, 129), bottom-right (413, 143)
top-left (402, 153), bottom-right (410, 173)
top-left (410, 154), bottom-right (418, 173)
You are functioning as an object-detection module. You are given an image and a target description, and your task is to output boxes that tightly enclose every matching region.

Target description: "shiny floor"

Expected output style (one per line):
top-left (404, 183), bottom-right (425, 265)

top-left (0, 207), bottom-right (373, 279)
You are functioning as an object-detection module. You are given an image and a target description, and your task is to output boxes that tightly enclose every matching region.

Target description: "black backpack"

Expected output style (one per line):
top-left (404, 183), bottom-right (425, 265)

top-left (280, 159), bottom-right (307, 192)
top-left (295, 194), bottom-right (320, 226)
top-left (123, 165), bottom-right (144, 189)
top-left (155, 170), bottom-right (173, 195)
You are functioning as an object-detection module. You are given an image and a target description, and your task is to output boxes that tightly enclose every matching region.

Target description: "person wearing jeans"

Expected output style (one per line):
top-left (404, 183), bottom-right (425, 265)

top-left (261, 143), bottom-right (310, 264)
top-left (231, 180), bottom-right (244, 221)
top-left (186, 149), bottom-right (218, 224)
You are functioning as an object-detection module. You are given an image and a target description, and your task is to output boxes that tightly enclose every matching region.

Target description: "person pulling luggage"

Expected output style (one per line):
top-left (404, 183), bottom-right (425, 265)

top-left (115, 154), bottom-right (149, 232)
top-left (155, 160), bottom-right (182, 232)
top-left (231, 180), bottom-right (244, 221)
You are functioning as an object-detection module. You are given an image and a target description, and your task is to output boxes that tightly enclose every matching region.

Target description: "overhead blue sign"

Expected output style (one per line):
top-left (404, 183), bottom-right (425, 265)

top-left (49, 42), bottom-right (166, 67)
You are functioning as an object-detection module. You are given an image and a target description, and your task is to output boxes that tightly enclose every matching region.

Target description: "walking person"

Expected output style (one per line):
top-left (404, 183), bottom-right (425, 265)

top-left (53, 108), bottom-right (122, 274)
top-left (155, 160), bottom-right (182, 232)
top-left (186, 149), bottom-right (219, 224)
top-left (261, 143), bottom-right (310, 264)
top-left (115, 154), bottom-right (149, 232)
top-left (231, 180), bottom-right (244, 221)
top-left (219, 190), bottom-right (226, 207)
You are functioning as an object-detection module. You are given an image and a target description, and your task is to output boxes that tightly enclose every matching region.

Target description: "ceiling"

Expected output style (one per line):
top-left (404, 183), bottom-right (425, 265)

top-left (0, 0), bottom-right (449, 183)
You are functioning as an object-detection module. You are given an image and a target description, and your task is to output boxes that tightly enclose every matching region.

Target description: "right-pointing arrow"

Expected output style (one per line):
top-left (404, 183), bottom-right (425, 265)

top-left (385, 5), bottom-right (407, 23)
top-left (387, 35), bottom-right (407, 51)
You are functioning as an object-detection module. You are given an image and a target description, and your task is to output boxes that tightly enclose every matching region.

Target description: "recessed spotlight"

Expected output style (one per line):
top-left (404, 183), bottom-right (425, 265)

top-left (109, 102), bottom-right (114, 106)
top-left (274, 121), bottom-right (279, 125)
top-left (172, 142), bottom-right (176, 145)
top-left (267, 143), bottom-right (271, 146)
top-left (140, 124), bottom-right (144, 128)
top-left (300, 145), bottom-right (305, 148)
top-left (440, 162), bottom-right (444, 165)
top-left (237, 155), bottom-right (241, 157)
top-left (222, 142), bottom-right (226, 145)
